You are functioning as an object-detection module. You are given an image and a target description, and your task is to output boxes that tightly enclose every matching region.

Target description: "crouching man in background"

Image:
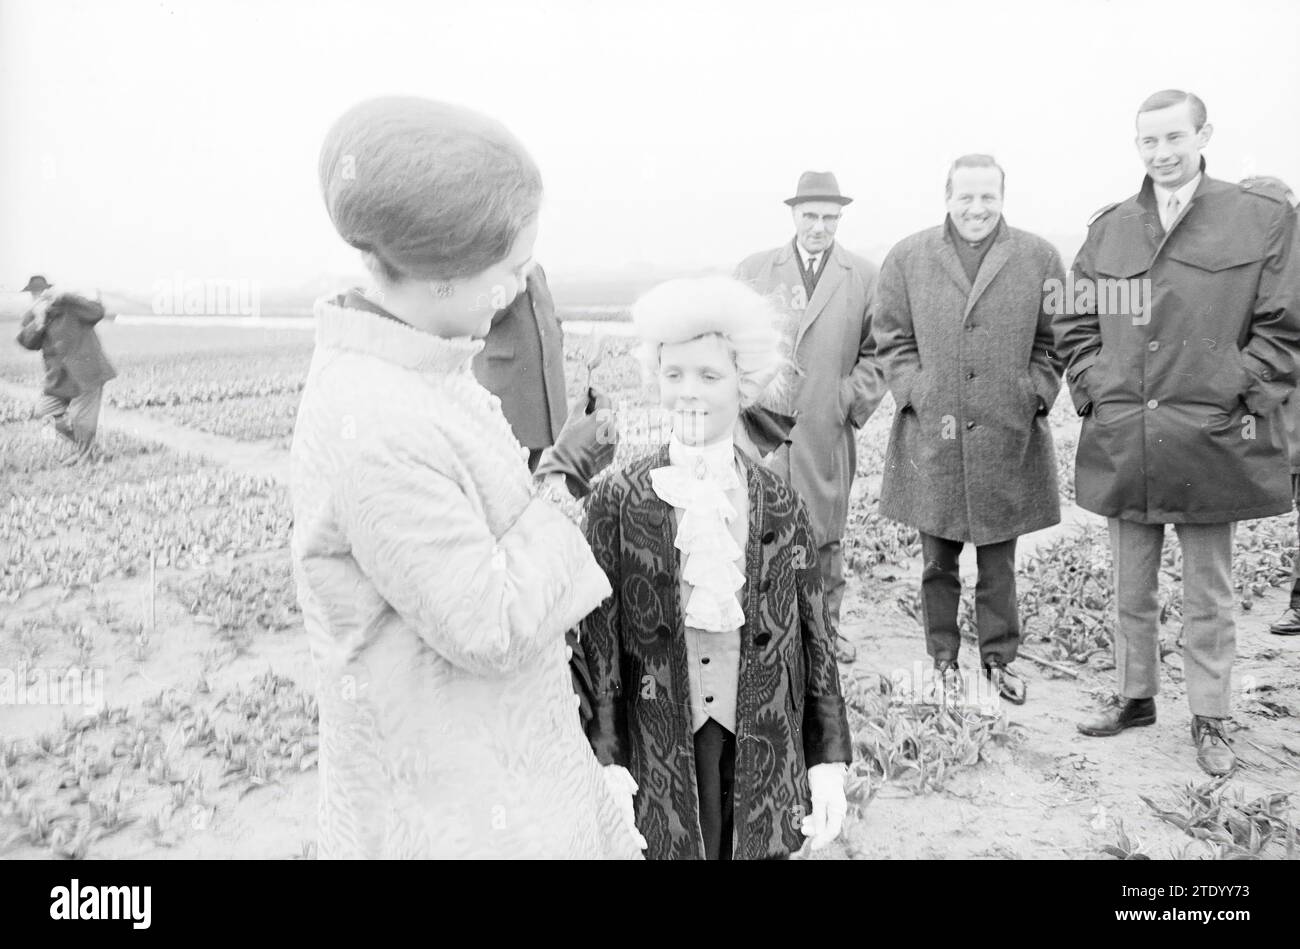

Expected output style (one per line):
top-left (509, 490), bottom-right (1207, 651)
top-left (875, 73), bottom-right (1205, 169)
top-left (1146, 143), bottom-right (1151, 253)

top-left (16, 274), bottom-right (117, 464)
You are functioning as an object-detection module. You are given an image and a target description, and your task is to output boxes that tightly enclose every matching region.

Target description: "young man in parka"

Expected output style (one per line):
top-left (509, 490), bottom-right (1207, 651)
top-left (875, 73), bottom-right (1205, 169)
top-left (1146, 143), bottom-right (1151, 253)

top-left (1055, 92), bottom-right (1300, 775)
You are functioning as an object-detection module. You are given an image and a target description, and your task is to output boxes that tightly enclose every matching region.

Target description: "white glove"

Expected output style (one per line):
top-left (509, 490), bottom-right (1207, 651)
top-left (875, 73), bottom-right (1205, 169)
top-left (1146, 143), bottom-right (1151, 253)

top-left (801, 762), bottom-right (848, 851)
top-left (603, 764), bottom-right (647, 851)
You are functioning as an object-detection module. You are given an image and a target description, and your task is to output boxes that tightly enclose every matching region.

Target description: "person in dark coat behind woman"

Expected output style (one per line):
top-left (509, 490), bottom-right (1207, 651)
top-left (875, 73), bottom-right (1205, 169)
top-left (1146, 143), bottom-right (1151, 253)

top-left (15, 275), bottom-right (117, 464)
top-left (472, 263), bottom-right (568, 470)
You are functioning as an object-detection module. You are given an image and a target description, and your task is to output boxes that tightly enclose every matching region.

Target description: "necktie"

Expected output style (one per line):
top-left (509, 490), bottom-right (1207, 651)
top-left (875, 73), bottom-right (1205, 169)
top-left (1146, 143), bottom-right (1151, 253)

top-left (1166, 194), bottom-right (1181, 230)
top-left (807, 255), bottom-right (818, 279)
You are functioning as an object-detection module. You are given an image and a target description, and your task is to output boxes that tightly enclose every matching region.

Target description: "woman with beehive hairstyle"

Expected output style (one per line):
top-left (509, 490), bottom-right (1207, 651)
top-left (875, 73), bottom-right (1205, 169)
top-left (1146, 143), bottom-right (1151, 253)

top-left (291, 96), bottom-right (642, 858)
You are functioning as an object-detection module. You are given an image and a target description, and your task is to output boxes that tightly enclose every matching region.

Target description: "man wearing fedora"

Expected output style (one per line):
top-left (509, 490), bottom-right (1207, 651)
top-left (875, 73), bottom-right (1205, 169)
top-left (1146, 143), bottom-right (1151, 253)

top-left (16, 275), bottom-right (117, 464)
top-left (734, 171), bottom-right (887, 662)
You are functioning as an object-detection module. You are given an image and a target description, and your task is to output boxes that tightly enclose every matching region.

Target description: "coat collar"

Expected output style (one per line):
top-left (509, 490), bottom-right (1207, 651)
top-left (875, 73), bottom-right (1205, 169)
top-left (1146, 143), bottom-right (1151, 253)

top-left (314, 294), bottom-right (484, 375)
top-left (795, 241), bottom-right (851, 350)
top-left (1109, 159), bottom-right (1226, 266)
top-left (1136, 155), bottom-right (1210, 215)
top-left (964, 218), bottom-right (1013, 319)
top-left (931, 217), bottom-right (1013, 318)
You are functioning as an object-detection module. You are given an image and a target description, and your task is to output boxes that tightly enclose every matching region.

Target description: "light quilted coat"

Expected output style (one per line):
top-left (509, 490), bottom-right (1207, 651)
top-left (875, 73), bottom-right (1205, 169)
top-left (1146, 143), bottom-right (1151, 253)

top-left (290, 296), bottom-right (643, 859)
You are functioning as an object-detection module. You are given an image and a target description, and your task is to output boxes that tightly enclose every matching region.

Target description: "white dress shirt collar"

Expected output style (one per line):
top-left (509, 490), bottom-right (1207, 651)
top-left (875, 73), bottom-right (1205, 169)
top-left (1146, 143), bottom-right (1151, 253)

top-left (1154, 173), bottom-right (1201, 231)
top-left (796, 242), bottom-right (829, 272)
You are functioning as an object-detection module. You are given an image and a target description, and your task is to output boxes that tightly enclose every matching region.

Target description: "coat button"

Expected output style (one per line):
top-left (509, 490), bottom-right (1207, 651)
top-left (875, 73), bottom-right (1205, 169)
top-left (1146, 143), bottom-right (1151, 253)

top-left (762, 530), bottom-right (776, 544)
top-left (966, 324), bottom-right (976, 331)
top-left (656, 624), bottom-right (672, 638)
top-left (1148, 341), bottom-right (1159, 351)
top-left (705, 695), bottom-right (714, 703)
top-left (701, 657), bottom-right (711, 665)
top-left (965, 420), bottom-right (976, 430)
top-left (753, 632), bottom-right (772, 647)
top-left (1147, 399), bottom-right (1158, 409)
top-left (966, 371), bottom-right (975, 380)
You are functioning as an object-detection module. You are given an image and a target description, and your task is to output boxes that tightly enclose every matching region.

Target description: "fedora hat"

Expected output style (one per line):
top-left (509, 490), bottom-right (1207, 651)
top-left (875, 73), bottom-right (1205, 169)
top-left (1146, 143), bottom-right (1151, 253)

top-left (22, 275), bottom-right (51, 294)
top-left (784, 171), bottom-right (852, 207)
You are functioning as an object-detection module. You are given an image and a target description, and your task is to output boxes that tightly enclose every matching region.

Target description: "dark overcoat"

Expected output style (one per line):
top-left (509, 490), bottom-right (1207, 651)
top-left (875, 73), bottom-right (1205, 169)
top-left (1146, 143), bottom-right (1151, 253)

top-left (577, 445), bottom-right (852, 860)
top-left (1055, 169), bottom-right (1300, 524)
top-left (873, 221), bottom-right (1065, 545)
top-left (472, 264), bottom-right (568, 450)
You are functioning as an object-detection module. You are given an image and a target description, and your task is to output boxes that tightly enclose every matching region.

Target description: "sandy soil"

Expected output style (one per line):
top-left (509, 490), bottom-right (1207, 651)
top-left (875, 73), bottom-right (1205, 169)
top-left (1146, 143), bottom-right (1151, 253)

top-left (2, 381), bottom-right (1297, 861)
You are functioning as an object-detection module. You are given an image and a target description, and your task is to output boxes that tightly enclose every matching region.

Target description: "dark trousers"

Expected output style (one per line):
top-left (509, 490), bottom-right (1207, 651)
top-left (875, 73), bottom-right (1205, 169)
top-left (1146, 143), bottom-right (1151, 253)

top-left (919, 532), bottom-right (1019, 666)
top-left (526, 448), bottom-right (545, 473)
top-left (1291, 474), bottom-right (1300, 609)
top-left (694, 719), bottom-right (736, 861)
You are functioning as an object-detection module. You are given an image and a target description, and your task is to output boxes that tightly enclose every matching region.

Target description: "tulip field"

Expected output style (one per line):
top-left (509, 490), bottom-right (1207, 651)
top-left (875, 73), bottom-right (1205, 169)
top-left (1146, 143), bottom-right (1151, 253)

top-left (1, 317), bottom-right (1298, 860)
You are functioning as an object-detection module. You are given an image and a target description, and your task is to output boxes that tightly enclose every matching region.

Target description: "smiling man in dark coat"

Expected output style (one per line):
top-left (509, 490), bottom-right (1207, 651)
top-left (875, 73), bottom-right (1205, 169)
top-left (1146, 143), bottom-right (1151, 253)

top-left (1056, 91), bottom-right (1300, 775)
top-left (874, 155), bottom-right (1064, 706)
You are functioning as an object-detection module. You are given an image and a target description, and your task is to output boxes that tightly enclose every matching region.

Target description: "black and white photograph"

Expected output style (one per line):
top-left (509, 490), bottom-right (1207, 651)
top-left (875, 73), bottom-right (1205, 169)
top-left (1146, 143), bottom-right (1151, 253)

top-left (1, 0), bottom-right (1298, 919)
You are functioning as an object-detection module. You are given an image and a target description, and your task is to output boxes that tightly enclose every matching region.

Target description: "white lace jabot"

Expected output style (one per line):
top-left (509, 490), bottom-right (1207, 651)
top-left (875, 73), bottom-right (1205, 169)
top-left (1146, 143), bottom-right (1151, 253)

top-left (649, 435), bottom-right (745, 632)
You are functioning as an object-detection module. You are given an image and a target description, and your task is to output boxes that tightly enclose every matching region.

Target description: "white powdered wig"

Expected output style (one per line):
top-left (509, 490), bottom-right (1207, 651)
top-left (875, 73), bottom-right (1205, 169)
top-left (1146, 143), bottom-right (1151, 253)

top-left (631, 276), bottom-right (786, 409)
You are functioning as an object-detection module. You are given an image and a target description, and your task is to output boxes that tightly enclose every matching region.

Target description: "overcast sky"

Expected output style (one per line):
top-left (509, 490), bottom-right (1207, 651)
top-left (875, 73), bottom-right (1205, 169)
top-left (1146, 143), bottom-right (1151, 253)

top-left (2, 0), bottom-right (1298, 294)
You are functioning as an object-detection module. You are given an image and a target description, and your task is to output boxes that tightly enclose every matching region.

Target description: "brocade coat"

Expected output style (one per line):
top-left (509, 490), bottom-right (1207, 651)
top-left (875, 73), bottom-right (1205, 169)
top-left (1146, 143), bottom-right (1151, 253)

top-left (577, 445), bottom-right (853, 860)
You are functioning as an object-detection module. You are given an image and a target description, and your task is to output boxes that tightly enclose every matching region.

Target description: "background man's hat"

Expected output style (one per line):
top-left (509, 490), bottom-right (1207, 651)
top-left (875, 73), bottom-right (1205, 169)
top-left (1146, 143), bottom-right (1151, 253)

top-left (784, 171), bottom-right (853, 207)
top-left (22, 275), bottom-right (51, 293)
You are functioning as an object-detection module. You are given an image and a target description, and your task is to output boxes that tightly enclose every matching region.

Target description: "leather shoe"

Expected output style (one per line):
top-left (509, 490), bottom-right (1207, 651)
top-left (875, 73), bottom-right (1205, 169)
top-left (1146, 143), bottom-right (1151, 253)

top-left (1077, 696), bottom-right (1156, 737)
top-left (1191, 715), bottom-right (1236, 776)
top-left (1269, 606), bottom-right (1300, 636)
top-left (984, 661), bottom-right (1026, 705)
